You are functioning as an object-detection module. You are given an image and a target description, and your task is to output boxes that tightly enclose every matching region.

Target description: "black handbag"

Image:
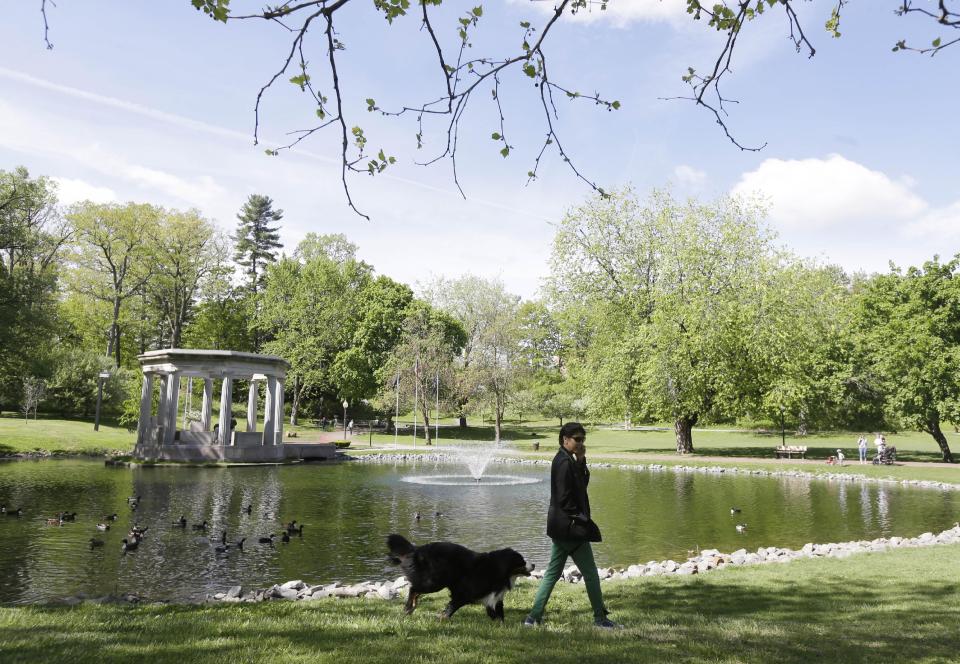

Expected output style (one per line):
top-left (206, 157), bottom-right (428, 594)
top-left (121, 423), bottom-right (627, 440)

top-left (568, 514), bottom-right (602, 542)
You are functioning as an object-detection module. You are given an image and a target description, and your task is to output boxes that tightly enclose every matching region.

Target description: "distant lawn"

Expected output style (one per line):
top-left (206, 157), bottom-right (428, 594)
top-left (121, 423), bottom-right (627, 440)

top-left (0, 413), bottom-right (134, 456)
top-left (369, 421), bottom-right (959, 462)
top-left (1, 543), bottom-right (957, 663)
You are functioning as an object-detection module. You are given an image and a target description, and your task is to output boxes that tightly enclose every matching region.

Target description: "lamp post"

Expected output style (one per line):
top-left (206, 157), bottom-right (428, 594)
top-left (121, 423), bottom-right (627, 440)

top-left (342, 399), bottom-right (349, 441)
top-left (94, 371), bottom-right (111, 431)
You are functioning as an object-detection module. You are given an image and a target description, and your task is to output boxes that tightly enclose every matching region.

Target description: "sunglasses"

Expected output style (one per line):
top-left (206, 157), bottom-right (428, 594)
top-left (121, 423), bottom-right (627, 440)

top-left (571, 435), bottom-right (586, 443)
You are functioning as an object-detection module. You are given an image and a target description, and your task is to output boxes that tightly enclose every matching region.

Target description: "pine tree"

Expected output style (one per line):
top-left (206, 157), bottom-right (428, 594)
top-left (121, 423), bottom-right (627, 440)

top-left (233, 194), bottom-right (283, 294)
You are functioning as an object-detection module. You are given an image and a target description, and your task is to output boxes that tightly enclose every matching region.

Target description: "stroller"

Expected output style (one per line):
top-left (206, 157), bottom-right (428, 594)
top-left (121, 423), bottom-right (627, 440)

top-left (872, 445), bottom-right (897, 465)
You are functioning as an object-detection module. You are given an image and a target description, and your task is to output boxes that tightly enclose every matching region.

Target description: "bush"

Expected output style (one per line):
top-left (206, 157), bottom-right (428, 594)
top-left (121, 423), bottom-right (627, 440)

top-left (334, 441), bottom-right (351, 449)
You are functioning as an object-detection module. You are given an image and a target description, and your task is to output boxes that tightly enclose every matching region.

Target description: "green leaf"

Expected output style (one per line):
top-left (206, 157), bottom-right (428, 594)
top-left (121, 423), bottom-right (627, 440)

top-left (523, 63), bottom-right (537, 78)
top-left (611, 100), bottom-right (621, 110)
top-left (491, 132), bottom-right (501, 140)
top-left (933, 37), bottom-right (942, 47)
top-left (366, 98), bottom-right (377, 111)
top-left (500, 146), bottom-right (510, 158)
top-left (520, 21), bottom-right (530, 29)
top-left (472, 6), bottom-right (483, 17)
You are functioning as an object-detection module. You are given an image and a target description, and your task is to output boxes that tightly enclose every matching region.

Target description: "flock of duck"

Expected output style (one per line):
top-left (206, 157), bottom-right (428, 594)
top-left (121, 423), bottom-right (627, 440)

top-left (2, 496), bottom-right (306, 556)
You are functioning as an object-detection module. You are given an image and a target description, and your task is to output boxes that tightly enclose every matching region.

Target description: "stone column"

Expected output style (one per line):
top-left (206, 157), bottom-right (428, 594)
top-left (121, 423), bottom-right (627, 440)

top-left (274, 379), bottom-right (285, 444)
top-left (200, 378), bottom-right (213, 431)
top-left (263, 376), bottom-right (277, 446)
top-left (164, 372), bottom-right (180, 446)
top-left (247, 381), bottom-right (258, 432)
top-left (157, 374), bottom-right (168, 432)
top-left (136, 373), bottom-right (154, 449)
top-left (219, 376), bottom-right (233, 446)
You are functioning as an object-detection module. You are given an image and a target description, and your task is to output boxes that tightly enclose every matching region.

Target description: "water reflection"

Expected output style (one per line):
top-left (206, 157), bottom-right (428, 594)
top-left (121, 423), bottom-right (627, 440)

top-left (0, 459), bottom-right (957, 604)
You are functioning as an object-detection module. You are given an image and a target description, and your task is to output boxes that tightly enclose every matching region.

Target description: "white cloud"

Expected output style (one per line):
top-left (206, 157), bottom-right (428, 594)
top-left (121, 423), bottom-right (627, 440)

top-left (673, 164), bottom-right (706, 186)
top-left (50, 176), bottom-right (117, 205)
top-left (731, 154), bottom-right (927, 230)
top-left (510, 0), bottom-right (688, 28)
top-left (906, 200), bottom-right (960, 240)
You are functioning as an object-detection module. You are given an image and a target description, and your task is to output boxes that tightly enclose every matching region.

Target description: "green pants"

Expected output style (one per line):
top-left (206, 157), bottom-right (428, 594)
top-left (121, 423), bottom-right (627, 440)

top-left (529, 538), bottom-right (607, 621)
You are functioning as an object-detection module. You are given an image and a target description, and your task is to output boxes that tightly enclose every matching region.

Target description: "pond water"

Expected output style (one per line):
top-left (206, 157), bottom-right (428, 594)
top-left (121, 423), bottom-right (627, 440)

top-left (0, 458), bottom-right (958, 604)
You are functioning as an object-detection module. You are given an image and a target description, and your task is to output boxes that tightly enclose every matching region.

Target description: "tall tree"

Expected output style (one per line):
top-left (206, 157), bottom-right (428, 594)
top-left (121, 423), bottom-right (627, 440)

top-left (233, 194), bottom-right (283, 295)
top-left (853, 257), bottom-right (960, 463)
top-left (380, 303), bottom-right (467, 445)
top-left (550, 188), bottom-right (782, 454)
top-left (67, 202), bottom-right (160, 366)
top-left (148, 209), bottom-right (228, 348)
top-left (0, 167), bottom-right (69, 408)
top-left (258, 239), bottom-right (373, 424)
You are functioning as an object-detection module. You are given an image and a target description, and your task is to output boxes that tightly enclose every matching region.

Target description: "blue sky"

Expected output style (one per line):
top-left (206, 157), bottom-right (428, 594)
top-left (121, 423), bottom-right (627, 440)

top-left (1, 0), bottom-right (957, 298)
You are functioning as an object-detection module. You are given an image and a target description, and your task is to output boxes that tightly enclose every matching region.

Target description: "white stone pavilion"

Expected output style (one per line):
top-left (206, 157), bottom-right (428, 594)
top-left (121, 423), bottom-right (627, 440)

top-left (134, 349), bottom-right (318, 462)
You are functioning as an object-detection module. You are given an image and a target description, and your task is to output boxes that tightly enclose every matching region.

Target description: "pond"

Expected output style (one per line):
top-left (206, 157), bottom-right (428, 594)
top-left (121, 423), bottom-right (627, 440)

top-left (0, 457), bottom-right (958, 604)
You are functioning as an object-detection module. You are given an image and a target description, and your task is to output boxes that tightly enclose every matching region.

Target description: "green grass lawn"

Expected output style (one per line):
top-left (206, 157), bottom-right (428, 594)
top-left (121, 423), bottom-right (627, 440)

top-left (1, 543), bottom-right (957, 663)
top-left (0, 413), bottom-right (134, 456)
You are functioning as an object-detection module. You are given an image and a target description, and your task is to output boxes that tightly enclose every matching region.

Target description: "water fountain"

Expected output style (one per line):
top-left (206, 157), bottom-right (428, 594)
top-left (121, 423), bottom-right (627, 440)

top-left (400, 441), bottom-right (540, 486)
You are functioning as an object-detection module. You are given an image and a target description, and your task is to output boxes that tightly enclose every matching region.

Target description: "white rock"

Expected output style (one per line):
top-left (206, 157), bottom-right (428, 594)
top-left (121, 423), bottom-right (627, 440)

top-left (226, 585), bottom-right (242, 599)
top-left (281, 580), bottom-right (305, 591)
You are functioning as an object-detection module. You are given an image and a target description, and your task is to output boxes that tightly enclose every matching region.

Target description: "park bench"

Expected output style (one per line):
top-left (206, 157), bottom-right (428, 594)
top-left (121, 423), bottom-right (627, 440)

top-left (775, 445), bottom-right (808, 459)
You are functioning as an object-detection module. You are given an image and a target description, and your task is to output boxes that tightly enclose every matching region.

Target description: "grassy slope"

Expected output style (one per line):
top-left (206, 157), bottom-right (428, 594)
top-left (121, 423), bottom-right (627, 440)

top-left (1, 543), bottom-right (958, 664)
top-left (0, 414), bottom-right (133, 455)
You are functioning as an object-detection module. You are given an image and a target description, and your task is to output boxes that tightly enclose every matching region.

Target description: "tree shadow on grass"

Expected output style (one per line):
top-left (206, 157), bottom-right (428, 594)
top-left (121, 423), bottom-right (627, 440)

top-left (3, 571), bottom-right (959, 664)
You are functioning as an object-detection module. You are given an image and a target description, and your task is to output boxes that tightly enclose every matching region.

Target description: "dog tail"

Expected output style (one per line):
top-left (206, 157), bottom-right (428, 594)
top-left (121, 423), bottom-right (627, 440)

top-left (386, 534), bottom-right (414, 564)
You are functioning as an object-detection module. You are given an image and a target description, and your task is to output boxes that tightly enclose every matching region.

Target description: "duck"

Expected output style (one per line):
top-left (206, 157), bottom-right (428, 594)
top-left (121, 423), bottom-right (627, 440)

top-left (280, 531), bottom-right (290, 543)
top-left (258, 534), bottom-right (276, 544)
top-left (104, 513), bottom-right (119, 521)
top-left (61, 512), bottom-right (78, 521)
top-left (730, 507), bottom-right (742, 514)
top-left (214, 543), bottom-right (230, 554)
top-left (434, 511), bottom-right (443, 518)
top-left (283, 520), bottom-right (298, 532)
top-left (244, 504), bottom-right (252, 515)
top-left (220, 531), bottom-right (228, 546)
top-left (191, 520), bottom-right (208, 531)
top-left (130, 525), bottom-right (148, 538)
top-left (127, 495), bottom-right (141, 504)
top-left (172, 515), bottom-right (187, 528)
top-left (89, 538), bottom-right (105, 548)
top-left (735, 523), bottom-right (748, 533)
top-left (414, 511), bottom-right (421, 521)
top-left (5, 507), bottom-right (22, 517)
top-left (234, 537), bottom-right (246, 550)
top-left (47, 515), bottom-right (64, 526)
top-left (121, 537), bottom-right (139, 552)
top-left (96, 523), bottom-right (110, 531)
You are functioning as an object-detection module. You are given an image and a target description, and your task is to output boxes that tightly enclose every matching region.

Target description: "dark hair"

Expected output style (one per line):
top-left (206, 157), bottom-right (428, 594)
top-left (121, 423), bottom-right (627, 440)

top-left (559, 422), bottom-right (586, 446)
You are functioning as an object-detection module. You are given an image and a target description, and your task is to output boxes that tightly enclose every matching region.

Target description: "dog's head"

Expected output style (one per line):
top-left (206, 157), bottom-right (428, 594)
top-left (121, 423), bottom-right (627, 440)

top-left (494, 548), bottom-right (535, 580)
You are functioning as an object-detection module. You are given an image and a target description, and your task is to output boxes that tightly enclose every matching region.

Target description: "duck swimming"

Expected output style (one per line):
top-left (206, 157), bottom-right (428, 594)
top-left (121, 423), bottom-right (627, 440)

top-left (258, 534), bottom-right (276, 544)
top-left (172, 515), bottom-right (187, 528)
top-left (735, 523), bottom-right (748, 533)
top-left (96, 523), bottom-right (110, 531)
top-left (121, 538), bottom-right (139, 552)
top-left (191, 520), bottom-right (208, 531)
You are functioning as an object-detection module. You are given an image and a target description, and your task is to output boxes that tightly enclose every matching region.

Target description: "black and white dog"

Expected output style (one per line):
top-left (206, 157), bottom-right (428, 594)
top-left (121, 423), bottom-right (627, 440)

top-left (387, 534), bottom-right (534, 621)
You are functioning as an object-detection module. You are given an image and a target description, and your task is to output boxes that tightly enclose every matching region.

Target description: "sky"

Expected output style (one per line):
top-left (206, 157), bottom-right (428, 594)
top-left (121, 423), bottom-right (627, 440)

top-left (1, 0), bottom-right (958, 299)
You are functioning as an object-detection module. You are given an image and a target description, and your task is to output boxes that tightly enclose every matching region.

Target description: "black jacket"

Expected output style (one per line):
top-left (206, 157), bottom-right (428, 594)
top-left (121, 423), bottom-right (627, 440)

top-left (546, 447), bottom-right (601, 542)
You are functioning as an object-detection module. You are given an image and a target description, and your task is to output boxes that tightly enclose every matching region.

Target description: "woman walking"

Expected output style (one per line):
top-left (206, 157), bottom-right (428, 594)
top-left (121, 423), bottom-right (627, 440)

top-left (524, 422), bottom-right (620, 629)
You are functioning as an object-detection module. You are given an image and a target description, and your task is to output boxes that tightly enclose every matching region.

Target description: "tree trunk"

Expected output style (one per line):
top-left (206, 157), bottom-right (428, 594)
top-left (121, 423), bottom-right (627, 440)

top-left (925, 415), bottom-right (955, 463)
top-left (421, 407), bottom-right (432, 445)
top-left (458, 415), bottom-right (467, 427)
top-left (494, 411), bottom-right (502, 443)
top-left (289, 376), bottom-right (300, 426)
top-left (675, 414), bottom-right (698, 454)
